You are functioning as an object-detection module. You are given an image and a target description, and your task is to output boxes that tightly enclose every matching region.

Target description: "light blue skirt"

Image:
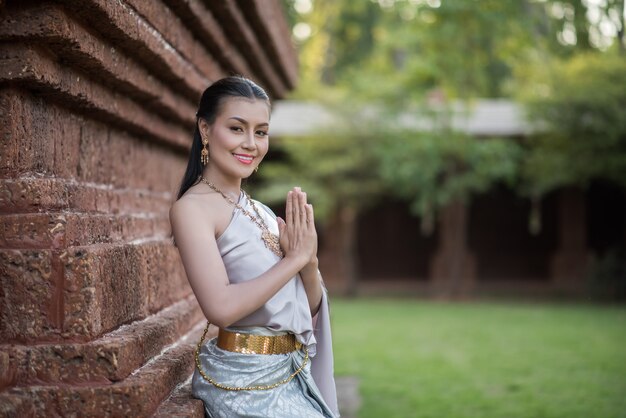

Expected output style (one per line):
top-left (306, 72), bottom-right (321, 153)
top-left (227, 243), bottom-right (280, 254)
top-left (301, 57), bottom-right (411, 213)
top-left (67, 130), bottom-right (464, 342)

top-left (192, 328), bottom-right (337, 418)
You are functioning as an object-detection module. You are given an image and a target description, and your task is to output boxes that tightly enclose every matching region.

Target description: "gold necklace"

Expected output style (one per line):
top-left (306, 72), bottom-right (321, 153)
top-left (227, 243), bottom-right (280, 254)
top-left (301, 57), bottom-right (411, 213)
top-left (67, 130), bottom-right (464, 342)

top-left (200, 177), bottom-right (284, 258)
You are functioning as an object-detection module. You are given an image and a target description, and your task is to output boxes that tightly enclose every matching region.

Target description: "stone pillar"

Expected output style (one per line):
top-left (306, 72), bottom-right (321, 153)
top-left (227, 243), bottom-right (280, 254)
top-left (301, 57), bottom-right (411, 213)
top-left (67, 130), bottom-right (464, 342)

top-left (0, 1), bottom-right (296, 416)
top-left (430, 199), bottom-right (477, 298)
top-left (550, 187), bottom-right (590, 292)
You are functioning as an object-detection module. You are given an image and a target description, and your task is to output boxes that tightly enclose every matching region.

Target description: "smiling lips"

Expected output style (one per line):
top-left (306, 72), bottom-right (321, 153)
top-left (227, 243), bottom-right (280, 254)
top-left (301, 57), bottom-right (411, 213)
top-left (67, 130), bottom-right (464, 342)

top-left (232, 153), bottom-right (254, 165)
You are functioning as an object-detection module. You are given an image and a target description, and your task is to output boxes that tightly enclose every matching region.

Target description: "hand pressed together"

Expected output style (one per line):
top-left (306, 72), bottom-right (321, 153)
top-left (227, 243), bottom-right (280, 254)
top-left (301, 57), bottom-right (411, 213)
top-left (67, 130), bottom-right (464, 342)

top-left (277, 187), bottom-right (318, 268)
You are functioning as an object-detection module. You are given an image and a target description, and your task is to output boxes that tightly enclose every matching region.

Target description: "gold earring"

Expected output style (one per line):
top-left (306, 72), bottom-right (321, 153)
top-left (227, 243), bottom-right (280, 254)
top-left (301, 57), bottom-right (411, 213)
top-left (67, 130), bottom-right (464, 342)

top-left (254, 165), bottom-right (259, 173)
top-left (201, 136), bottom-right (209, 165)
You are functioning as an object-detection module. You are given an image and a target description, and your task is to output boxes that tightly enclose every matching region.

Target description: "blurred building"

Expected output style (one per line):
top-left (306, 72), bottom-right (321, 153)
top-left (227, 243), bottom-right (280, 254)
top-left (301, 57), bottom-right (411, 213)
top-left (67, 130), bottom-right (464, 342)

top-left (270, 101), bottom-right (626, 298)
top-left (0, 1), bottom-right (296, 416)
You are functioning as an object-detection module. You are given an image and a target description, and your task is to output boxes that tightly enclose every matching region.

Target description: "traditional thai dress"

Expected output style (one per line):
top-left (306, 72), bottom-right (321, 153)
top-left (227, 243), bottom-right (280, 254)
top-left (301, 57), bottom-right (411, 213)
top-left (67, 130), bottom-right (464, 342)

top-left (191, 191), bottom-right (340, 418)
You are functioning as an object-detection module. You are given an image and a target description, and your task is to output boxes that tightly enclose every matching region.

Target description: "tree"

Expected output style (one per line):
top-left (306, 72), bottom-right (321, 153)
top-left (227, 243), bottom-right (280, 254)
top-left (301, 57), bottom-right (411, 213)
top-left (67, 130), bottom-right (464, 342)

top-left (275, 0), bottom-right (626, 292)
top-left (518, 51), bottom-right (626, 197)
top-left (375, 127), bottom-right (523, 235)
top-left (285, 0), bottom-right (625, 100)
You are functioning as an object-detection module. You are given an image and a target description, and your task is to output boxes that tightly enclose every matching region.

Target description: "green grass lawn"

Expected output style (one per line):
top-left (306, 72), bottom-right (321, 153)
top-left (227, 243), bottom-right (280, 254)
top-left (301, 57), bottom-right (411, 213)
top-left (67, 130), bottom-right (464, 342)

top-left (330, 298), bottom-right (626, 418)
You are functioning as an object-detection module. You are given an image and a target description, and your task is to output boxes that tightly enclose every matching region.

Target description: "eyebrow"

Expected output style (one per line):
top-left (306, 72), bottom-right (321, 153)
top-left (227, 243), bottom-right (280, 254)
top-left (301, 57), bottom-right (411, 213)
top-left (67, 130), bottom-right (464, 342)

top-left (228, 116), bottom-right (269, 128)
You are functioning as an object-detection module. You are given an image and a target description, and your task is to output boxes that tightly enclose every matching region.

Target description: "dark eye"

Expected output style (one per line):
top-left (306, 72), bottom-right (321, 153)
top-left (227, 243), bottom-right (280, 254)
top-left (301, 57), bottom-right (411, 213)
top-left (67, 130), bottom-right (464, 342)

top-left (230, 126), bottom-right (243, 132)
top-left (256, 130), bottom-right (268, 137)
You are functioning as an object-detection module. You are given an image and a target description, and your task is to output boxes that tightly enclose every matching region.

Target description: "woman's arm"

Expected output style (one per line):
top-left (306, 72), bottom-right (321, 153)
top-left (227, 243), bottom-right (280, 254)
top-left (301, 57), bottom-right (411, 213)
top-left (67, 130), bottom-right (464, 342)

top-left (299, 259), bottom-right (323, 317)
top-left (170, 189), bottom-right (315, 328)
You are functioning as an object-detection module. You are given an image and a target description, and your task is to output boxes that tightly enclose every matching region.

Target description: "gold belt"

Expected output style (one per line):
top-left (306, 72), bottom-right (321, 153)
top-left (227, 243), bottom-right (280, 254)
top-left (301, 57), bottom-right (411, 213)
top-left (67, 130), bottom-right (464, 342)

top-left (195, 321), bottom-right (309, 391)
top-left (216, 328), bottom-right (303, 355)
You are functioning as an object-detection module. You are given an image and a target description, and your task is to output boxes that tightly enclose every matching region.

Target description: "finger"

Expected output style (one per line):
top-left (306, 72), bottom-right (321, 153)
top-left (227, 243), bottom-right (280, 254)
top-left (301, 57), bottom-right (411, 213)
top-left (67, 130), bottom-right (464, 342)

top-left (305, 204), bottom-right (314, 229)
top-left (291, 189), bottom-right (300, 226)
top-left (277, 216), bottom-right (286, 236)
top-left (286, 191), bottom-right (293, 227)
top-left (298, 192), bottom-right (306, 227)
top-left (300, 192), bottom-right (308, 220)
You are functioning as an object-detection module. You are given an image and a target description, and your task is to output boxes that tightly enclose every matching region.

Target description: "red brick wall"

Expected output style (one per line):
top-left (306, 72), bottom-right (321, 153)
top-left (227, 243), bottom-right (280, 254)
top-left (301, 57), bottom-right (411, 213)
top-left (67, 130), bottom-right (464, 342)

top-left (0, 1), bottom-right (296, 416)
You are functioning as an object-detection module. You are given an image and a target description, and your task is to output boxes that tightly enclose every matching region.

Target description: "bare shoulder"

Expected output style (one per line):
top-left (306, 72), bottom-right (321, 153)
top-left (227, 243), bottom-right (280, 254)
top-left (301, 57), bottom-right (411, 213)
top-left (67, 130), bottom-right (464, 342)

top-left (170, 188), bottom-right (202, 219)
top-left (170, 183), bottom-right (232, 238)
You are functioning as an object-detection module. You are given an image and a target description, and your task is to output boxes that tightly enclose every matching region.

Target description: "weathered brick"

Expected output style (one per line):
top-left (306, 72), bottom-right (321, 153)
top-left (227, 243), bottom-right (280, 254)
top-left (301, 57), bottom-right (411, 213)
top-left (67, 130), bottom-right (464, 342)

top-left (56, 0), bottom-right (213, 100)
top-left (0, 213), bottom-right (65, 249)
top-left (164, 0), bottom-right (254, 81)
top-left (0, 177), bottom-right (174, 215)
top-left (75, 121), bottom-right (112, 188)
top-left (63, 213), bottom-right (166, 247)
top-left (4, 296), bottom-right (204, 386)
top-left (1, 89), bottom-right (187, 192)
top-left (0, 212), bottom-right (170, 249)
top-left (0, 177), bottom-right (69, 214)
top-left (0, 239), bottom-right (188, 343)
top-left (0, 45), bottom-right (191, 150)
top-left (0, 88), bottom-right (82, 180)
top-left (207, 1), bottom-right (287, 97)
top-left (109, 187), bottom-right (177, 215)
top-left (77, 116), bottom-right (186, 192)
top-left (0, 392), bottom-right (36, 417)
top-left (63, 240), bottom-right (190, 339)
top-left (0, 88), bottom-right (31, 176)
top-left (238, 0), bottom-right (299, 89)
top-left (0, 249), bottom-right (61, 343)
top-left (0, 88), bottom-right (55, 177)
top-left (124, 0), bottom-right (223, 84)
top-left (0, 349), bottom-right (15, 391)
top-left (1, 324), bottom-right (205, 418)
top-left (153, 378), bottom-right (204, 418)
top-left (106, 129), bottom-right (186, 193)
top-left (0, 3), bottom-right (196, 126)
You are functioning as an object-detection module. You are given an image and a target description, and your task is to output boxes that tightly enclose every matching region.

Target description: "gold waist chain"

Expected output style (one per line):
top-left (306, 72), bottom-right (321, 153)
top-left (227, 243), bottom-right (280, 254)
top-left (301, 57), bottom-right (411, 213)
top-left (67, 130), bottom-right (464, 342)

top-left (194, 321), bottom-right (309, 391)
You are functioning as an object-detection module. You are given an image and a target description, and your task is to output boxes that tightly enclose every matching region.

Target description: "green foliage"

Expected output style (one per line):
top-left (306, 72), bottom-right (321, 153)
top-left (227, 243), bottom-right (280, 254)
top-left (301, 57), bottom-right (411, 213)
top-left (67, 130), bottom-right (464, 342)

top-left (519, 52), bottom-right (626, 196)
top-left (276, 0), bottom-right (626, 225)
top-left (287, 0), bottom-right (625, 102)
top-left (376, 128), bottom-right (523, 218)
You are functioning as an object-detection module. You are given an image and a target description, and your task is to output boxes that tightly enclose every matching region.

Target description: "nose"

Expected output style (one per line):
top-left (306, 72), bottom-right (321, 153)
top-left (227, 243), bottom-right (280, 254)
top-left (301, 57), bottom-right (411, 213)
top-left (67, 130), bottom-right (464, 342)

top-left (241, 131), bottom-right (256, 150)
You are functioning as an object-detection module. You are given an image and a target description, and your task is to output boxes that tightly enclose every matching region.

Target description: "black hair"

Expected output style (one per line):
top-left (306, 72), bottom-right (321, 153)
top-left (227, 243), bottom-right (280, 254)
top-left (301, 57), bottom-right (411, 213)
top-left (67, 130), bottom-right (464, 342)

top-left (175, 75), bottom-right (271, 200)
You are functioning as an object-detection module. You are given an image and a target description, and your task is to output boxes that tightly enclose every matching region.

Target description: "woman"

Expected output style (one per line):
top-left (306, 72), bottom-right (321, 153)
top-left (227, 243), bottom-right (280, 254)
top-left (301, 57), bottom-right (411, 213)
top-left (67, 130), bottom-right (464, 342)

top-left (169, 76), bottom-right (340, 418)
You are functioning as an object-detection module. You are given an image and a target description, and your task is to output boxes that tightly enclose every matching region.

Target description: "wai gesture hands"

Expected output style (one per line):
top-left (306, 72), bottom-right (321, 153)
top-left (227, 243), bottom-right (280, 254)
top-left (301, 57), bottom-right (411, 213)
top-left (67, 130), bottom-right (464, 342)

top-left (276, 187), bottom-right (318, 269)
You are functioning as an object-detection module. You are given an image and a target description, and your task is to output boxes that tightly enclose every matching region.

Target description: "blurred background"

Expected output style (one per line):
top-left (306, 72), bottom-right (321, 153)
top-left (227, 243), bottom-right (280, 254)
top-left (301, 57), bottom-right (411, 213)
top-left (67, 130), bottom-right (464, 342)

top-left (256, 0), bottom-right (626, 301)
top-left (254, 1), bottom-right (626, 417)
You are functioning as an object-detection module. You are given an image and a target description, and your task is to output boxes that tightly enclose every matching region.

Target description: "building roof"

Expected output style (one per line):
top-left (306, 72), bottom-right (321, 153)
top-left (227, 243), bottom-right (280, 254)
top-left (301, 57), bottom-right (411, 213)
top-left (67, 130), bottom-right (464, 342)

top-left (270, 99), bottom-right (531, 137)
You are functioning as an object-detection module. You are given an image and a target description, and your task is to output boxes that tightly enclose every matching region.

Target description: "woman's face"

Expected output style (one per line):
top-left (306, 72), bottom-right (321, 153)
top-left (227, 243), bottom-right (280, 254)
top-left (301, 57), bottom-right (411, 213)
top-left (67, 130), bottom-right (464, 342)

top-left (200, 97), bottom-right (270, 181)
